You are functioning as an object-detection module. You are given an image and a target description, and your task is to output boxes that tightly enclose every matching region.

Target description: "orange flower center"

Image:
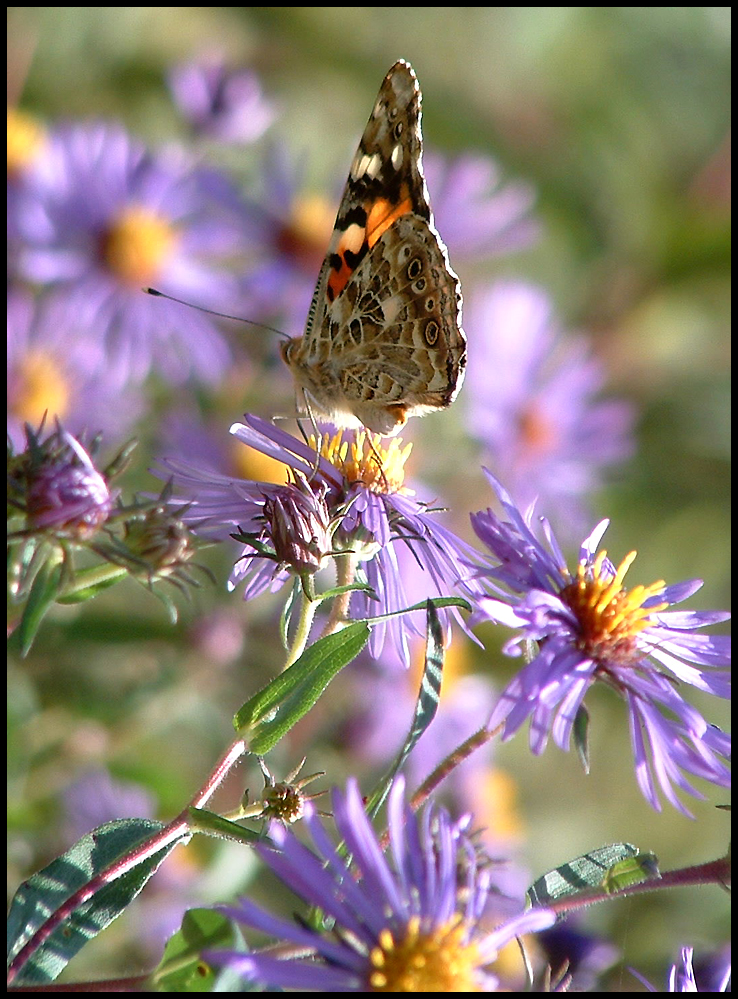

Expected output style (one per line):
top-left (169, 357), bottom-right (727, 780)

top-left (560, 550), bottom-right (668, 669)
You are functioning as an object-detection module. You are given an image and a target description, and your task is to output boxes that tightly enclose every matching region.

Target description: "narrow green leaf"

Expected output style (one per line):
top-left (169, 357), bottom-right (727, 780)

top-left (7, 818), bottom-right (176, 985)
top-left (187, 807), bottom-right (261, 846)
top-left (361, 594), bottom-right (471, 624)
top-left (234, 622), bottom-right (371, 754)
top-left (601, 852), bottom-right (660, 893)
top-left (367, 600), bottom-right (444, 816)
top-left (573, 703), bottom-right (590, 774)
top-left (279, 577), bottom-right (301, 650)
top-left (526, 843), bottom-right (644, 914)
top-left (18, 560), bottom-right (63, 656)
top-left (313, 581), bottom-right (377, 605)
top-left (154, 908), bottom-right (242, 992)
top-left (56, 572), bottom-right (122, 604)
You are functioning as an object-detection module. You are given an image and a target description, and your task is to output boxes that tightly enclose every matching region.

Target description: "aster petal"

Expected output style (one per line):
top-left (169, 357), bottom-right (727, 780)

top-left (209, 952), bottom-right (359, 991)
top-left (476, 908), bottom-right (557, 963)
top-left (215, 898), bottom-right (355, 968)
top-left (333, 781), bottom-right (407, 923)
top-left (648, 644), bottom-right (730, 698)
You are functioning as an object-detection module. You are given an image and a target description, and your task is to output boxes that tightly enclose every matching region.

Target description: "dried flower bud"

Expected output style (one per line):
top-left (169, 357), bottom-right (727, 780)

top-left (262, 476), bottom-right (334, 577)
top-left (123, 505), bottom-right (195, 575)
top-left (24, 432), bottom-right (113, 539)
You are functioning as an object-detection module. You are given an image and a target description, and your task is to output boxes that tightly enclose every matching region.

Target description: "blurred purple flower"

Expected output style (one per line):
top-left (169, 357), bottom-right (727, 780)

top-left (167, 57), bottom-right (276, 143)
top-left (208, 777), bottom-right (555, 991)
top-left (235, 142), bottom-right (335, 340)
top-left (424, 150), bottom-right (540, 261)
top-left (11, 120), bottom-right (247, 387)
top-left (159, 414), bottom-right (480, 662)
top-left (60, 768), bottom-right (208, 960)
top-left (63, 768), bottom-right (157, 841)
top-left (633, 946), bottom-right (731, 992)
top-left (469, 472), bottom-right (731, 815)
top-left (539, 922), bottom-right (620, 992)
top-left (7, 290), bottom-right (142, 449)
top-left (464, 281), bottom-right (636, 538)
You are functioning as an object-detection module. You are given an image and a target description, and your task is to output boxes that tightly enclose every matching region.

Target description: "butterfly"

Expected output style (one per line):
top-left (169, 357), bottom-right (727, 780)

top-left (281, 60), bottom-right (466, 437)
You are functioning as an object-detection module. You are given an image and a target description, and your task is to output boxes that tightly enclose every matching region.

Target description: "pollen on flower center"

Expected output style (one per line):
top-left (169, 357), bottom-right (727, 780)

top-left (368, 916), bottom-right (482, 992)
top-left (10, 350), bottom-right (71, 425)
top-left (312, 430), bottom-right (413, 495)
top-left (102, 205), bottom-right (178, 285)
top-left (561, 549), bottom-right (669, 667)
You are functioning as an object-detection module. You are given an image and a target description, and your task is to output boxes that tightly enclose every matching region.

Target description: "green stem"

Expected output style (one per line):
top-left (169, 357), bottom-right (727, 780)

top-left (321, 552), bottom-right (358, 638)
top-left (284, 583), bottom-right (319, 669)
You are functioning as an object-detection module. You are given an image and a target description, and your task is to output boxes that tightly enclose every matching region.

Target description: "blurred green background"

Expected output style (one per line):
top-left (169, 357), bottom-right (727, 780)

top-left (8, 7), bottom-right (730, 990)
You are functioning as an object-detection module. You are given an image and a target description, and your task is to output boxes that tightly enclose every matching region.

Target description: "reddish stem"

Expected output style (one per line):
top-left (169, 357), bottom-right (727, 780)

top-left (7, 739), bottom-right (247, 987)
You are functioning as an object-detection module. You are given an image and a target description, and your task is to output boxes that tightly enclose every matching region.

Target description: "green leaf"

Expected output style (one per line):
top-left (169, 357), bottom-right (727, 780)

top-left (573, 703), bottom-right (590, 774)
top-left (234, 622), bottom-right (371, 755)
top-left (367, 600), bottom-right (444, 816)
top-left (18, 559), bottom-right (63, 656)
top-left (56, 570), bottom-right (122, 604)
top-left (279, 577), bottom-right (300, 650)
top-left (7, 818), bottom-right (176, 985)
top-left (361, 594), bottom-right (471, 624)
top-left (526, 843), bottom-right (648, 914)
top-left (600, 852), bottom-right (660, 893)
top-left (312, 582), bottom-right (377, 605)
top-left (153, 908), bottom-right (242, 992)
top-left (187, 807), bottom-right (261, 846)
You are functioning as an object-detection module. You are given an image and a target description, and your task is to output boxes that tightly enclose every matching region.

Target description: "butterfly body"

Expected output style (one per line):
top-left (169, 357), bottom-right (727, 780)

top-left (281, 60), bottom-right (466, 437)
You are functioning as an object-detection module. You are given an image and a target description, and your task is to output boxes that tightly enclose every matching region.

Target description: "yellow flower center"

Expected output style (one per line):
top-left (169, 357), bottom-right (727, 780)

top-left (7, 107), bottom-right (47, 175)
top-left (10, 349), bottom-right (71, 425)
top-left (368, 916), bottom-right (483, 992)
top-left (561, 550), bottom-right (669, 668)
top-left (312, 430), bottom-right (413, 495)
top-left (102, 206), bottom-right (178, 286)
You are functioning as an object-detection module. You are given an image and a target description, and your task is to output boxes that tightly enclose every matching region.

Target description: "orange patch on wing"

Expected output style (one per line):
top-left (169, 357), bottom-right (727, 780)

top-left (326, 189), bottom-right (413, 302)
top-left (366, 190), bottom-right (413, 247)
top-left (326, 251), bottom-right (356, 301)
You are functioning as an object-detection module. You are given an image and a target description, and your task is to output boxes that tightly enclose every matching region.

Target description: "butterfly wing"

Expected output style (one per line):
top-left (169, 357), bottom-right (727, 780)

top-left (282, 60), bottom-right (466, 436)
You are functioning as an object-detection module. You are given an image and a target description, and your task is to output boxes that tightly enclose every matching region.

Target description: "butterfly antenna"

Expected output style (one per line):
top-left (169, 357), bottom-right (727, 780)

top-left (143, 287), bottom-right (289, 339)
top-left (294, 393), bottom-right (326, 481)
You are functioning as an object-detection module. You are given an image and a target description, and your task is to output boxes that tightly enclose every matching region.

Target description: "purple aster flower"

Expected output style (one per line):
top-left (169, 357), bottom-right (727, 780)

top-left (159, 414), bottom-right (480, 661)
top-left (464, 281), bottom-right (635, 538)
top-left (634, 946), bottom-right (731, 992)
top-left (7, 289), bottom-right (142, 450)
top-left (423, 150), bottom-right (540, 261)
top-left (207, 777), bottom-right (555, 991)
top-left (167, 57), bottom-right (276, 144)
top-left (469, 472), bottom-right (730, 816)
top-left (11, 120), bottom-right (246, 387)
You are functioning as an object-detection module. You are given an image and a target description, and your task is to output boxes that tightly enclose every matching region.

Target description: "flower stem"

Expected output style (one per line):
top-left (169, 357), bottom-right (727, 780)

top-left (321, 552), bottom-right (358, 638)
top-left (284, 585), bottom-right (319, 668)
